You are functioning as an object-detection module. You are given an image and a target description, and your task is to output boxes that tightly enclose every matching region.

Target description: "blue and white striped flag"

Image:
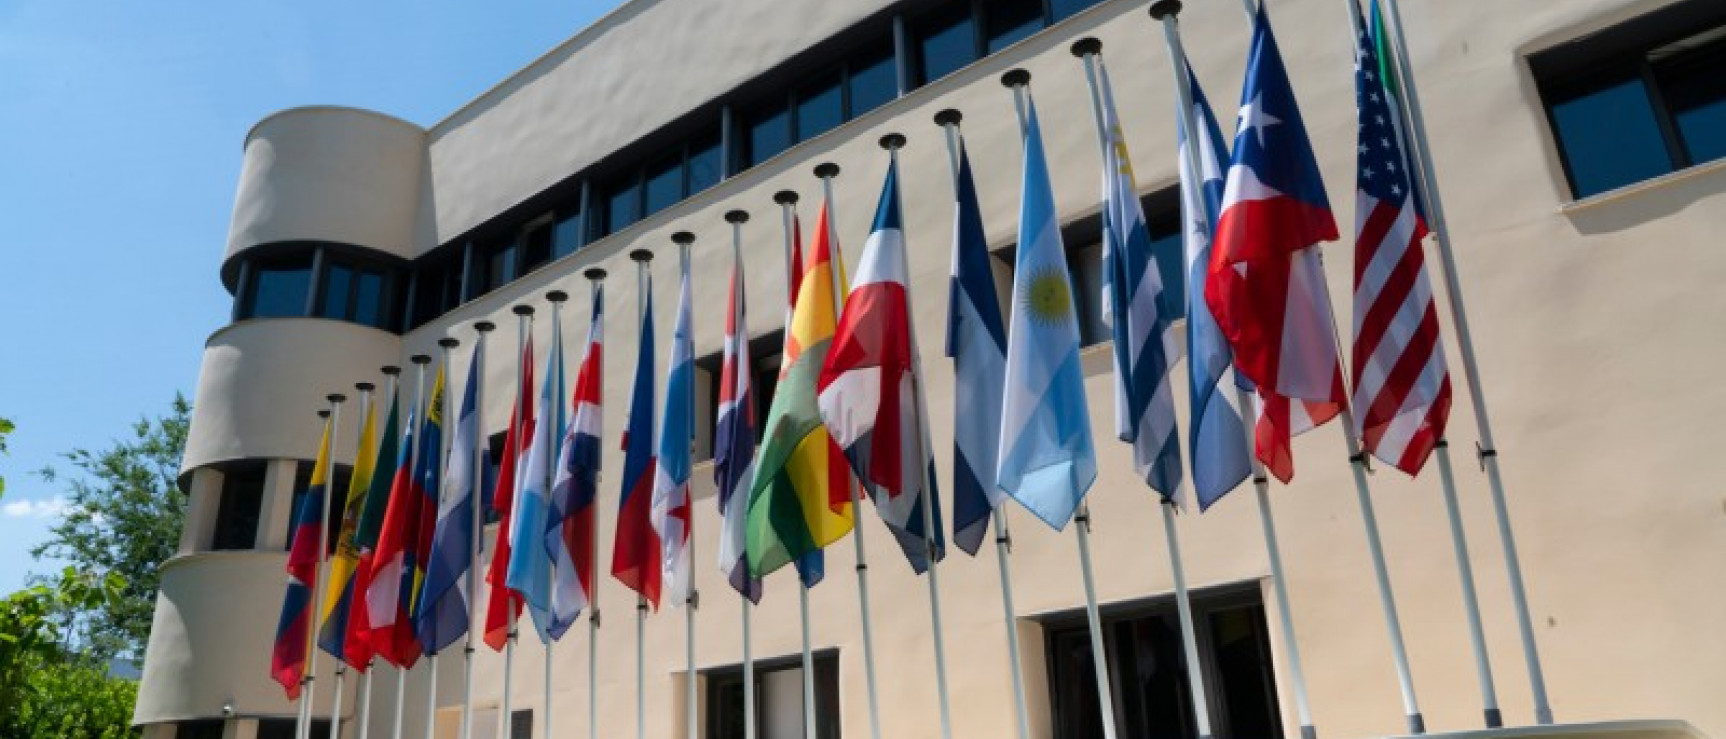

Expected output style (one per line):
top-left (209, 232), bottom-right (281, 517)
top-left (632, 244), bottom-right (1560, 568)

top-left (997, 101), bottom-right (1097, 531)
top-left (506, 323), bottom-right (561, 639)
top-left (1178, 58), bottom-right (1252, 510)
top-left (415, 346), bottom-right (481, 653)
top-left (944, 141), bottom-right (1008, 556)
top-left (1096, 61), bottom-right (1184, 503)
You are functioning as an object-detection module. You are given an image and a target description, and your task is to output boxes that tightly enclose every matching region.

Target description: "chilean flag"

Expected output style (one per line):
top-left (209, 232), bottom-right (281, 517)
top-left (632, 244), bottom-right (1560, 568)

top-left (546, 287), bottom-right (604, 638)
top-left (484, 338), bottom-right (533, 650)
top-left (612, 280), bottom-right (661, 610)
top-left (1208, 2), bottom-right (1345, 482)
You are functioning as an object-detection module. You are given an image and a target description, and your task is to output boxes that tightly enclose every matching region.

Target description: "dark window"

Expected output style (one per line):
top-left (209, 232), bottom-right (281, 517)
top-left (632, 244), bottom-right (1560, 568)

top-left (848, 42), bottom-right (899, 116)
top-left (411, 251), bottom-right (463, 330)
top-left (245, 257), bottom-right (313, 319)
top-left (483, 237), bottom-right (516, 293)
top-left (288, 463), bottom-right (353, 555)
top-left (745, 101), bottom-right (792, 168)
top-left (1045, 589), bottom-right (1282, 739)
top-left (688, 129), bottom-right (726, 195)
top-left (520, 221), bottom-right (554, 276)
top-left (258, 719), bottom-right (327, 739)
top-left (553, 206), bottom-right (584, 259)
top-left (795, 71), bottom-right (845, 143)
top-left (645, 154), bottom-right (686, 217)
top-left (915, 3), bottom-right (980, 86)
top-left (509, 709), bottom-right (533, 739)
top-left (1532, 2), bottom-right (1726, 197)
top-left (178, 720), bottom-right (226, 739)
top-left (211, 464), bottom-right (266, 551)
top-left (322, 263), bottom-right (353, 321)
top-left (602, 175), bottom-right (642, 236)
top-left (707, 651), bottom-right (840, 739)
top-left (985, 0), bottom-right (1047, 53)
top-left (696, 331), bottom-right (785, 462)
top-left (354, 269), bottom-right (385, 328)
top-left (318, 259), bottom-right (392, 329)
top-left (1051, 0), bottom-right (1106, 23)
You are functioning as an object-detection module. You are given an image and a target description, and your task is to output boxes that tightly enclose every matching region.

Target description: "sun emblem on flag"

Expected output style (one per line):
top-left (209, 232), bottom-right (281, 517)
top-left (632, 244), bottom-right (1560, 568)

top-left (1021, 266), bottom-right (1073, 326)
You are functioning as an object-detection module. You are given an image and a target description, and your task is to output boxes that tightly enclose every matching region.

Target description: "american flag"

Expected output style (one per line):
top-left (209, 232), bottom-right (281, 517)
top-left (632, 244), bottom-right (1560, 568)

top-left (1350, 5), bottom-right (1451, 475)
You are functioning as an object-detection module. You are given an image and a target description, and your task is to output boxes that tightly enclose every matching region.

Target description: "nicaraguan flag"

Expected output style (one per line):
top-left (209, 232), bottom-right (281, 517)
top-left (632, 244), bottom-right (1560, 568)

top-left (416, 348), bottom-right (481, 654)
top-left (944, 141), bottom-right (1007, 556)
top-left (653, 251), bottom-right (696, 605)
top-left (997, 101), bottom-right (1097, 531)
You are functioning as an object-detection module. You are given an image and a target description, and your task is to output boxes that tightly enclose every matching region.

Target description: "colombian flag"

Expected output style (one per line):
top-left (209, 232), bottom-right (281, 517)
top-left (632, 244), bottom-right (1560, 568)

top-left (271, 413), bottom-right (335, 699)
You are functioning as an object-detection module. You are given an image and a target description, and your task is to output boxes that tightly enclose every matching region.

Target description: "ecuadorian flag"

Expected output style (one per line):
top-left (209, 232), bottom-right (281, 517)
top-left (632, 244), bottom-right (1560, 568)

top-left (271, 413), bottom-right (335, 699)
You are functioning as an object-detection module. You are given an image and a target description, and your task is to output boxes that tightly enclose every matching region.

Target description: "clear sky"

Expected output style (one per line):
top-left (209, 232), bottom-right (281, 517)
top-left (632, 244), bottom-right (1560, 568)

top-left (0, 0), bottom-right (617, 595)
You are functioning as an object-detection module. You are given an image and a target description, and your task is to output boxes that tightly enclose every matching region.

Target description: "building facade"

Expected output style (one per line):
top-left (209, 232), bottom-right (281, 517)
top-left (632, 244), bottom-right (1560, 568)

top-left (135, 0), bottom-right (1726, 737)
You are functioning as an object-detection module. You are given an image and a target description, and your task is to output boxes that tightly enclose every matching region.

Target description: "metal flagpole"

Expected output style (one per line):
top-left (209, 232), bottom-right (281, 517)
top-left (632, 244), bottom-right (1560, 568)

top-left (302, 395), bottom-right (347, 739)
top-left (1001, 68), bottom-right (1120, 739)
top-left (1377, 0), bottom-right (1550, 723)
top-left (330, 670), bottom-right (347, 739)
top-left (1068, 35), bottom-right (1217, 739)
top-left (463, 323), bottom-right (495, 739)
top-left (880, 132), bottom-right (956, 739)
top-left (771, 193), bottom-right (804, 739)
top-left (428, 338), bottom-right (460, 739)
top-left (583, 268), bottom-right (607, 739)
top-left (402, 354), bottom-right (430, 739)
top-left (630, 248), bottom-right (654, 739)
top-left (546, 288), bottom-right (570, 739)
top-left (933, 108), bottom-right (1033, 739)
top-left (669, 230), bottom-right (701, 739)
top-left (503, 305), bottom-right (534, 739)
top-left (815, 161), bottom-right (884, 739)
top-left (328, 382), bottom-right (378, 739)
top-left (296, 406), bottom-right (332, 739)
top-left (361, 365), bottom-right (400, 739)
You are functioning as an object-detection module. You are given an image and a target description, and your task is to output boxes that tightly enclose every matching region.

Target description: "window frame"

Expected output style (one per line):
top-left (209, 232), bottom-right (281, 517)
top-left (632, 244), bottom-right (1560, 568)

top-left (705, 648), bottom-right (841, 739)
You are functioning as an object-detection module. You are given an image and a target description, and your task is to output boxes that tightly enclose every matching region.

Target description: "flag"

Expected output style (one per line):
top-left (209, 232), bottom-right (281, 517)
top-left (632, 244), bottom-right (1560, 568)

top-left (271, 414), bottom-right (334, 699)
top-left (715, 242), bottom-right (763, 602)
top-left (997, 101), bottom-right (1097, 531)
top-left (746, 200), bottom-right (856, 580)
top-left (365, 367), bottom-right (442, 667)
top-left (653, 253), bottom-right (696, 606)
top-left (509, 329), bottom-right (561, 638)
top-left (546, 288), bottom-right (603, 638)
top-left (317, 394), bottom-right (380, 666)
top-left (945, 142), bottom-right (1008, 556)
top-left (612, 283), bottom-right (661, 609)
top-left (417, 351), bottom-right (481, 654)
top-left (1096, 60), bottom-right (1185, 503)
top-left (484, 338), bottom-right (534, 650)
top-left (1176, 60), bottom-right (1254, 510)
top-left (819, 159), bottom-right (945, 573)
top-left (1350, 3), bottom-right (1450, 475)
top-left (343, 384), bottom-right (400, 666)
top-left (1209, 3), bottom-right (1345, 483)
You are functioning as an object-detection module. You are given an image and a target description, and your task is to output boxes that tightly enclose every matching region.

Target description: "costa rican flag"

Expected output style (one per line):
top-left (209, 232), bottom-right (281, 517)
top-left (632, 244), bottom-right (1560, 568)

top-left (818, 159), bottom-right (945, 573)
top-left (652, 252), bottom-right (696, 606)
top-left (1209, 2), bottom-right (1344, 482)
top-left (1350, 4), bottom-right (1450, 475)
top-left (545, 287), bottom-right (603, 639)
top-left (715, 244), bottom-right (762, 601)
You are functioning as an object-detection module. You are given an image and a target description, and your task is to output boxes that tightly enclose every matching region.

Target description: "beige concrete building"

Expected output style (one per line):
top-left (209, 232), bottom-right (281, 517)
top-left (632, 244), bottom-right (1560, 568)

top-left (135, 0), bottom-right (1726, 737)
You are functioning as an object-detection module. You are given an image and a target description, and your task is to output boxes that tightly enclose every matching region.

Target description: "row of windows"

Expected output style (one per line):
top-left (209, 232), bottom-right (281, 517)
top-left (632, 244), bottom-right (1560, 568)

top-left (235, 247), bottom-right (401, 331)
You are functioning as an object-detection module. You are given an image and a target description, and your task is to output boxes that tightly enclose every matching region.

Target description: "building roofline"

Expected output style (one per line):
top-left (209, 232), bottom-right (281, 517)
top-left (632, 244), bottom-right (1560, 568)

top-left (242, 105), bottom-right (426, 148)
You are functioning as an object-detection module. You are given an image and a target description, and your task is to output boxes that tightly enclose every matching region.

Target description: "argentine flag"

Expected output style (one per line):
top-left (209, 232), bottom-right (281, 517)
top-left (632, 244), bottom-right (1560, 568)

top-left (997, 101), bottom-right (1097, 531)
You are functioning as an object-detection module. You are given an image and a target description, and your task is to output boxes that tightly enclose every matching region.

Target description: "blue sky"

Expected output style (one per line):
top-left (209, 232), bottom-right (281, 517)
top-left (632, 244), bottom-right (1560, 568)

top-left (0, 0), bottom-right (615, 594)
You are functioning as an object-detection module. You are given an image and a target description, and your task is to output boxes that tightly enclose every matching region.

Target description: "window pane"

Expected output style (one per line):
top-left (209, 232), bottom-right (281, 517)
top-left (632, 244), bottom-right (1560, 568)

top-left (916, 4), bottom-right (979, 86)
top-left (1549, 75), bottom-right (1672, 197)
top-left (848, 43), bottom-right (898, 117)
top-left (412, 262), bottom-right (445, 329)
top-left (604, 177), bottom-right (641, 235)
top-left (485, 238), bottom-right (515, 292)
top-left (1051, 0), bottom-right (1105, 23)
top-left (796, 72), bottom-right (845, 143)
top-left (521, 222), bottom-right (553, 275)
top-left (553, 207), bottom-right (584, 259)
top-left (353, 269), bottom-right (385, 328)
top-left (688, 130), bottom-right (724, 194)
top-left (644, 154), bottom-right (685, 216)
top-left (1068, 241), bottom-right (1107, 347)
top-left (320, 263), bottom-right (352, 320)
top-left (1209, 606), bottom-right (1283, 739)
top-left (746, 102), bottom-right (791, 168)
top-left (985, 0), bottom-right (1046, 53)
top-left (211, 466), bottom-right (265, 551)
top-left (249, 260), bottom-right (312, 318)
top-left (1659, 43), bottom-right (1726, 165)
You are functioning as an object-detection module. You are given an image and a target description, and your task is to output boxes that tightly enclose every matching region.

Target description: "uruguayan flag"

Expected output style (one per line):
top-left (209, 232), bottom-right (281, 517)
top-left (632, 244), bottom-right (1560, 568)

top-left (1179, 60), bottom-right (1252, 510)
top-left (997, 101), bottom-right (1097, 531)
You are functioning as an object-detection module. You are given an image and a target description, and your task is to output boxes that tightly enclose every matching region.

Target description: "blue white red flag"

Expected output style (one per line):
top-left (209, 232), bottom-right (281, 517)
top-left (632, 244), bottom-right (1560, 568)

top-left (612, 282), bottom-right (662, 609)
top-left (508, 330), bottom-right (561, 639)
top-left (653, 252), bottom-right (696, 605)
top-left (546, 289), bottom-right (603, 638)
top-left (715, 246), bottom-right (763, 601)
top-left (944, 141), bottom-right (1007, 556)
top-left (416, 348), bottom-right (482, 653)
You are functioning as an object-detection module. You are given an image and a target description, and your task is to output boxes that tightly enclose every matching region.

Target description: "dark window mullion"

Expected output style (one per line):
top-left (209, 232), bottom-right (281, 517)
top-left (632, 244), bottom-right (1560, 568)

top-left (971, 0), bottom-right (988, 61)
top-left (1639, 58), bottom-right (1694, 167)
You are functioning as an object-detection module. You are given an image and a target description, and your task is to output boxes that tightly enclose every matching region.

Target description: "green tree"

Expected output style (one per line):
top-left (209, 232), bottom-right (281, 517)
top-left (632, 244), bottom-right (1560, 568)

top-left (0, 568), bottom-right (136, 738)
top-left (33, 396), bottom-right (190, 662)
top-left (0, 415), bottom-right (14, 495)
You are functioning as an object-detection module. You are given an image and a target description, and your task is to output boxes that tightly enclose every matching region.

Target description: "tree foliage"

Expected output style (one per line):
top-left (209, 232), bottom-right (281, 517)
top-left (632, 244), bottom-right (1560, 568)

top-left (0, 415), bottom-right (13, 495)
top-left (32, 395), bottom-right (190, 662)
top-left (0, 568), bottom-right (137, 738)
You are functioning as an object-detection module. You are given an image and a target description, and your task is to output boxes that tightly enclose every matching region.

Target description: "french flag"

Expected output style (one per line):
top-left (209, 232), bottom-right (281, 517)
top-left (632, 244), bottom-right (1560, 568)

top-left (612, 280), bottom-right (662, 609)
top-left (1208, 2), bottom-right (1345, 481)
top-left (546, 287), bottom-right (604, 639)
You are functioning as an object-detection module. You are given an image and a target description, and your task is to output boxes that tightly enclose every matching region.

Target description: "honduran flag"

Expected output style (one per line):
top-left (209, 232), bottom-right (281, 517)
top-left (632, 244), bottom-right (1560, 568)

top-left (612, 281), bottom-right (661, 610)
top-left (715, 240), bottom-right (762, 602)
top-left (653, 252), bottom-right (696, 606)
top-left (819, 159), bottom-right (945, 573)
top-left (1208, 3), bottom-right (1344, 482)
top-left (545, 288), bottom-right (604, 638)
top-left (484, 338), bottom-right (534, 650)
top-left (341, 385), bottom-right (400, 667)
top-left (945, 139), bottom-right (1008, 557)
top-left (416, 351), bottom-right (480, 654)
top-left (271, 413), bottom-right (335, 699)
top-left (317, 393), bottom-right (380, 667)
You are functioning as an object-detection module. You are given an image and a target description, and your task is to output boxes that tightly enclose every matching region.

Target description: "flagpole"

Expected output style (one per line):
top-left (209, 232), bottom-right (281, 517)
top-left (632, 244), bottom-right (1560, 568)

top-left (502, 305), bottom-right (535, 739)
top-left (668, 230), bottom-right (701, 739)
top-left (880, 132), bottom-right (956, 739)
top-left (301, 395), bottom-right (347, 739)
top-left (463, 322), bottom-right (494, 739)
top-left (545, 288), bottom-right (570, 739)
top-left (363, 365), bottom-right (401, 739)
top-left (1001, 68), bottom-right (1120, 739)
top-left (814, 161), bottom-right (884, 739)
top-left (581, 267), bottom-right (607, 739)
top-left (401, 354), bottom-right (430, 739)
top-left (1069, 35), bottom-right (1218, 739)
top-left (933, 108), bottom-right (1033, 739)
top-left (630, 247), bottom-right (654, 739)
top-left (297, 407), bottom-right (331, 739)
top-left (1375, 0), bottom-right (1550, 724)
top-left (771, 193), bottom-right (806, 739)
top-left (328, 383), bottom-right (377, 739)
top-left (429, 338), bottom-right (459, 739)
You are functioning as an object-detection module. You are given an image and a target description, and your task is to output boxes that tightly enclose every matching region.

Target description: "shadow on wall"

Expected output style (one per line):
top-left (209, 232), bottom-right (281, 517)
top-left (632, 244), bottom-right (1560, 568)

top-left (1560, 160), bottom-right (1726, 237)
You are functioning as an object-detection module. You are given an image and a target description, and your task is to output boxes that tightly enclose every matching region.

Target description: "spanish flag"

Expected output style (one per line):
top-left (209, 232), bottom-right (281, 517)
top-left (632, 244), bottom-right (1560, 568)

top-left (271, 412), bottom-right (335, 699)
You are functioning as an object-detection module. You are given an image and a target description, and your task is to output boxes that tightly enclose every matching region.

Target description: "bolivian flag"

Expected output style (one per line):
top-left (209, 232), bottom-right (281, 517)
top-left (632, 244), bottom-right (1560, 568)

top-left (317, 393), bottom-right (380, 667)
top-left (746, 199), bottom-right (855, 581)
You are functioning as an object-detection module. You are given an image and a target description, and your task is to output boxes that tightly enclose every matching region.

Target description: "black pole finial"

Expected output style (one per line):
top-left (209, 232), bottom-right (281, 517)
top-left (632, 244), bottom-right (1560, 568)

top-left (1149, 0), bottom-right (1183, 21)
top-left (1071, 37), bottom-right (1103, 57)
top-left (355, 382), bottom-right (376, 392)
top-left (546, 290), bottom-right (569, 303)
top-left (584, 268), bottom-right (608, 281)
top-left (513, 305), bottom-right (535, 317)
top-left (474, 321), bottom-right (496, 333)
top-left (437, 338), bottom-right (460, 349)
top-left (410, 354), bottom-right (432, 365)
top-left (813, 162), bottom-right (840, 179)
top-left (629, 249), bottom-right (654, 263)
top-left (933, 109), bottom-right (963, 127)
top-left (671, 231), bottom-right (696, 245)
top-left (381, 365), bottom-right (402, 376)
top-left (878, 133), bottom-right (907, 151)
top-left (318, 409), bottom-right (330, 419)
top-left (327, 393), bottom-right (347, 404)
top-left (1001, 68), bottom-right (1032, 88)
top-left (772, 190), bottom-right (799, 206)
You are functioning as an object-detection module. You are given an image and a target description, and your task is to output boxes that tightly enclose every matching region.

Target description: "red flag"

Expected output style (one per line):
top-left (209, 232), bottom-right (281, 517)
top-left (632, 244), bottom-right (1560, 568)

top-left (484, 338), bottom-right (533, 650)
